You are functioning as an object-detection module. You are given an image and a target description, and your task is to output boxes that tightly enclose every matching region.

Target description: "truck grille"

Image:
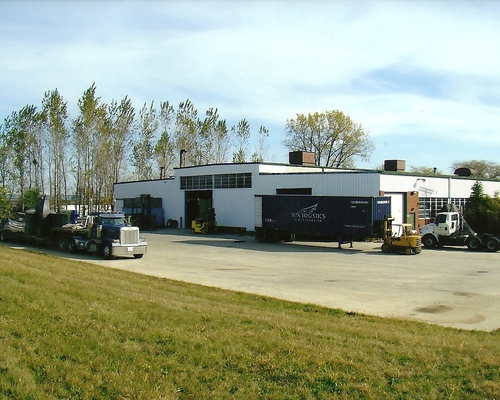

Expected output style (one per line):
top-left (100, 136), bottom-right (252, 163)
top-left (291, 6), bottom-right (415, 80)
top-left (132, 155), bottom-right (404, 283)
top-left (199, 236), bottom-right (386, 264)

top-left (120, 227), bottom-right (139, 245)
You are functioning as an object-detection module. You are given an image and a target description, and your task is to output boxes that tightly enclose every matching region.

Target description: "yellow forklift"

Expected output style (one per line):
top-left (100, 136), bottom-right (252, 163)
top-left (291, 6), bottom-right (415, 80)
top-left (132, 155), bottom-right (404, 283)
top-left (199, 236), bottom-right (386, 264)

top-left (381, 216), bottom-right (422, 255)
top-left (191, 207), bottom-right (217, 234)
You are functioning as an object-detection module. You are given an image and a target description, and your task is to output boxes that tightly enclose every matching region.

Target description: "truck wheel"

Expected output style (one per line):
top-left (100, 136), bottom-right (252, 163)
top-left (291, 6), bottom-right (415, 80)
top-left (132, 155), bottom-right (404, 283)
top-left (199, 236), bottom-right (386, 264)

top-left (485, 237), bottom-right (499, 252)
top-left (422, 235), bottom-right (437, 249)
top-left (102, 243), bottom-right (113, 259)
top-left (467, 236), bottom-right (481, 251)
top-left (133, 254), bottom-right (144, 259)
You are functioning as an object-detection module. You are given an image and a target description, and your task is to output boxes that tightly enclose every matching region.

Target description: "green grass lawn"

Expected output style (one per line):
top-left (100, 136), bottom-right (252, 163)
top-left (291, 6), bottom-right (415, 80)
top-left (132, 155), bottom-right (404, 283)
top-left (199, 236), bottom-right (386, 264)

top-left (0, 246), bottom-right (499, 399)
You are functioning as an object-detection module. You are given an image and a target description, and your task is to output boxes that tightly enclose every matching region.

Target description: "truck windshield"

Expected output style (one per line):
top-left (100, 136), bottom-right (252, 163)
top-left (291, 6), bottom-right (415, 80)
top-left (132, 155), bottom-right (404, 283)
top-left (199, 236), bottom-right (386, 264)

top-left (100, 217), bottom-right (127, 226)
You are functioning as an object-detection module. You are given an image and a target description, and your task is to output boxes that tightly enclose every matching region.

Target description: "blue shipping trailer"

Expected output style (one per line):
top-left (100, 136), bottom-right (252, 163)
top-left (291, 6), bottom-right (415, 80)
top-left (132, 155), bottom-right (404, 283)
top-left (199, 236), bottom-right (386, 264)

top-left (255, 195), bottom-right (391, 246)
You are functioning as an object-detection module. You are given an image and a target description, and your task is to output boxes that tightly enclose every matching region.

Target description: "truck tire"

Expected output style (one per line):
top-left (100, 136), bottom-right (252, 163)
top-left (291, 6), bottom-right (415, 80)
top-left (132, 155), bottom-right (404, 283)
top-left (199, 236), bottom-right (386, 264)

top-left (133, 254), bottom-right (144, 259)
top-left (485, 237), bottom-right (499, 252)
top-left (467, 236), bottom-right (481, 251)
top-left (422, 235), bottom-right (437, 249)
top-left (102, 243), bottom-right (113, 259)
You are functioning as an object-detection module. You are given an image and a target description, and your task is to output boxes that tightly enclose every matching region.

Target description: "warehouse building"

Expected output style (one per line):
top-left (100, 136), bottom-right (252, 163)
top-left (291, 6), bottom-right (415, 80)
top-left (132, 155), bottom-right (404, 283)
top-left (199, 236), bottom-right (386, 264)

top-left (114, 152), bottom-right (500, 232)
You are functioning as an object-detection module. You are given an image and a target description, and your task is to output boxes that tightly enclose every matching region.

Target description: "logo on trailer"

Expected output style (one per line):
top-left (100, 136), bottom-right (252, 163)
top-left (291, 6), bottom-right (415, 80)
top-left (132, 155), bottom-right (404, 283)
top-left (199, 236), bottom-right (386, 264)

top-left (291, 203), bottom-right (326, 222)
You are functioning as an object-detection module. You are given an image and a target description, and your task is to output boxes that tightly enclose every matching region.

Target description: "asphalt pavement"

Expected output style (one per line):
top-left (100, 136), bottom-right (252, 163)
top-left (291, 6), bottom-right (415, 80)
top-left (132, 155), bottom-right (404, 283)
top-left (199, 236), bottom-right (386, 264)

top-left (83, 229), bottom-right (500, 332)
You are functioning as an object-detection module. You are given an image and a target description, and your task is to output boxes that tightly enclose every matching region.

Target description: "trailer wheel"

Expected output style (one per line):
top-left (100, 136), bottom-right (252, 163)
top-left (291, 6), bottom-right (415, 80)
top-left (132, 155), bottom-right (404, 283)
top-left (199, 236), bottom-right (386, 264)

top-left (255, 229), bottom-right (268, 242)
top-left (102, 243), bottom-right (113, 259)
top-left (467, 236), bottom-right (481, 251)
top-left (422, 235), bottom-right (437, 249)
top-left (485, 237), bottom-right (499, 252)
top-left (58, 238), bottom-right (67, 252)
top-left (68, 239), bottom-right (76, 253)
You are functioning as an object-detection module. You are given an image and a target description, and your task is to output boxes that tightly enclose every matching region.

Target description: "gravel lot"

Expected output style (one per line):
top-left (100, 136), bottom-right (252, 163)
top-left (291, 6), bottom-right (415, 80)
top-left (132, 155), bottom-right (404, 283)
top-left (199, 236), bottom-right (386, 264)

top-left (6, 229), bottom-right (500, 331)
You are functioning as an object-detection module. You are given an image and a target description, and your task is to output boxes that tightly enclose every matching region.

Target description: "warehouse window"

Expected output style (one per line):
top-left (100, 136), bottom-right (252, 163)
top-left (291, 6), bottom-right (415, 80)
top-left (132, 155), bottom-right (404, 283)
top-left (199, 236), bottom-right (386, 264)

top-left (419, 197), bottom-right (468, 220)
top-left (181, 173), bottom-right (252, 190)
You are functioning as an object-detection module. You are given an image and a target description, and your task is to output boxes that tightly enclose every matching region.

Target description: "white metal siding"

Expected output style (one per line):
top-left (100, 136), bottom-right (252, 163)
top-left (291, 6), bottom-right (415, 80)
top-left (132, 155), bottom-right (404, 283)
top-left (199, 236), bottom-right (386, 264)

top-left (212, 189), bottom-right (255, 229)
top-left (380, 174), bottom-right (500, 199)
top-left (114, 179), bottom-right (173, 199)
top-left (257, 172), bottom-right (380, 196)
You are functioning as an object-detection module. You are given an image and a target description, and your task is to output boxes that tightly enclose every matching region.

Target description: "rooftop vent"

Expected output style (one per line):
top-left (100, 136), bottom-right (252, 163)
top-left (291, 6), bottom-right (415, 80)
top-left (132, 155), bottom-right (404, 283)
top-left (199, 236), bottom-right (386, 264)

top-left (289, 151), bottom-right (316, 166)
top-left (384, 159), bottom-right (406, 172)
top-left (454, 167), bottom-right (472, 177)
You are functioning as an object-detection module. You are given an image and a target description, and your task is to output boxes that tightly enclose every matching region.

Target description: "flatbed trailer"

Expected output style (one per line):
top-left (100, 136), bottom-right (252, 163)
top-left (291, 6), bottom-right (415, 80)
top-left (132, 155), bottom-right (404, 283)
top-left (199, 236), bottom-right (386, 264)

top-left (0, 196), bottom-right (147, 259)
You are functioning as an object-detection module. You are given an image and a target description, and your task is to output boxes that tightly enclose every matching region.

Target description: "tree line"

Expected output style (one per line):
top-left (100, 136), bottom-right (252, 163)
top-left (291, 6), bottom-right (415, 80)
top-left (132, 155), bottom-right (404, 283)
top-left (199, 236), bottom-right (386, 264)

top-left (1, 83), bottom-right (377, 214)
top-left (465, 182), bottom-right (500, 235)
top-left (409, 160), bottom-right (500, 178)
top-left (0, 84), bottom-right (272, 212)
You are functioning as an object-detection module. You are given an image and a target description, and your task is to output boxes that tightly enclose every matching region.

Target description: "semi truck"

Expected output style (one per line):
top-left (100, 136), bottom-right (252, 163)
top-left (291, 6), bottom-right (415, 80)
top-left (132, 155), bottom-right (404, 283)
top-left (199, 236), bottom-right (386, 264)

top-left (419, 206), bottom-right (500, 252)
top-left (0, 196), bottom-right (147, 259)
top-left (254, 195), bottom-right (391, 247)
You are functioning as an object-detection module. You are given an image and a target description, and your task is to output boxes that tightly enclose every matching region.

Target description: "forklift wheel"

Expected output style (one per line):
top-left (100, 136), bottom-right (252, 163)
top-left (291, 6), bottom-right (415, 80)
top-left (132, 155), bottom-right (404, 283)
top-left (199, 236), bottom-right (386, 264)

top-left (381, 243), bottom-right (391, 253)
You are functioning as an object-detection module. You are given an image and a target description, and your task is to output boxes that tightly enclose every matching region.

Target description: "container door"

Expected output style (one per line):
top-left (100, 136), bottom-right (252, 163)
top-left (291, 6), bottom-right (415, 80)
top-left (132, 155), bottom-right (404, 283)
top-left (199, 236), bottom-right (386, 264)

top-left (255, 197), bottom-right (263, 228)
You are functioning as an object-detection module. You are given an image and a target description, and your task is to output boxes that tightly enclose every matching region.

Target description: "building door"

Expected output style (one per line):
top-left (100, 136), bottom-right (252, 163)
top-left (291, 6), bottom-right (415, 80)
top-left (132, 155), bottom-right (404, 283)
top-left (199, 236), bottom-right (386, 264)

top-left (185, 190), bottom-right (213, 226)
top-left (408, 212), bottom-right (416, 228)
top-left (386, 193), bottom-right (404, 224)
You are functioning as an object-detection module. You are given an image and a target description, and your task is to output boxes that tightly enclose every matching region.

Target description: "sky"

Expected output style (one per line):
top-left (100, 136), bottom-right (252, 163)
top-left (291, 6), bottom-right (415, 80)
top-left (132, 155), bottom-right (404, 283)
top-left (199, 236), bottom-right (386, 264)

top-left (1, 0), bottom-right (500, 174)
